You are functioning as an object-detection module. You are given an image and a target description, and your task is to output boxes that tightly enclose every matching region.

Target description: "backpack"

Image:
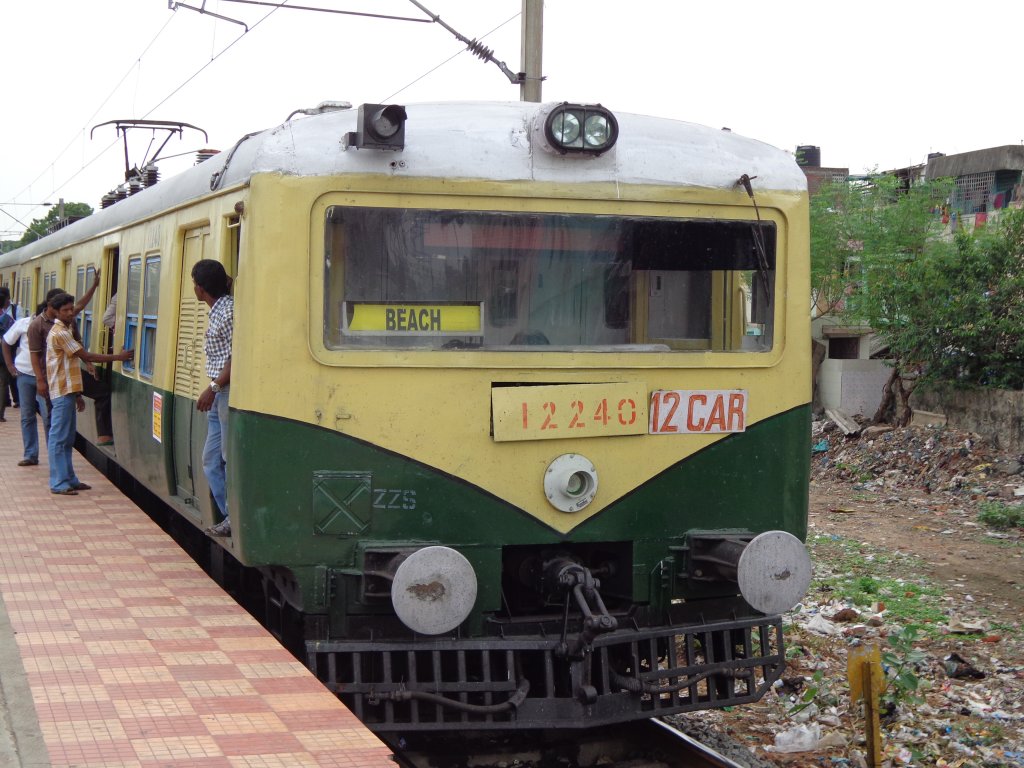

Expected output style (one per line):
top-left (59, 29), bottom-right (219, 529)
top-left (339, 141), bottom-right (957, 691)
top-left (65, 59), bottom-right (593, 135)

top-left (0, 307), bottom-right (14, 336)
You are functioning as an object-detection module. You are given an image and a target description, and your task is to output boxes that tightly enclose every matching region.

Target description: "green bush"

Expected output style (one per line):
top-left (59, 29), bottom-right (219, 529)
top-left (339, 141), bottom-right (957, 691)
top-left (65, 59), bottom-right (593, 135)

top-left (977, 500), bottom-right (1024, 530)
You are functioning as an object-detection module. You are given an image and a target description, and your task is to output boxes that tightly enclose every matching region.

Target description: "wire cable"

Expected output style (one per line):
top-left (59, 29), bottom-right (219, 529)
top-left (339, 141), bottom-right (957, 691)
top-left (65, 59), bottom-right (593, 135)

top-left (6, 14), bottom-right (176, 208)
top-left (8, 1), bottom-right (288, 230)
top-left (381, 10), bottom-right (520, 103)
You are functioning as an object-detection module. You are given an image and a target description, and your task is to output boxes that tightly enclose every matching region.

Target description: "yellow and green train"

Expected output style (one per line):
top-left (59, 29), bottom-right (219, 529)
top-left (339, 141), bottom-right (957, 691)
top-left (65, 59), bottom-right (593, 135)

top-left (1, 101), bottom-right (812, 732)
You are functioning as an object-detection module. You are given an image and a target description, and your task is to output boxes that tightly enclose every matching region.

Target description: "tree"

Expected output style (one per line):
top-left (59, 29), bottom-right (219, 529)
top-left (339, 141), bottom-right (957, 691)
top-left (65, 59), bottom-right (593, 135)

top-left (810, 175), bottom-right (954, 425)
top-left (812, 176), bottom-right (1024, 424)
top-left (16, 202), bottom-right (94, 247)
top-left (913, 208), bottom-right (1024, 390)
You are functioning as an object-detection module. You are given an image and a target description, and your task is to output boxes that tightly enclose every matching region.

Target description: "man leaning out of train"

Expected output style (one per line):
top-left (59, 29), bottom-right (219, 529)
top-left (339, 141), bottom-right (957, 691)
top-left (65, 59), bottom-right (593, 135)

top-left (192, 259), bottom-right (233, 537)
top-left (44, 292), bottom-right (132, 496)
top-left (3, 301), bottom-right (52, 466)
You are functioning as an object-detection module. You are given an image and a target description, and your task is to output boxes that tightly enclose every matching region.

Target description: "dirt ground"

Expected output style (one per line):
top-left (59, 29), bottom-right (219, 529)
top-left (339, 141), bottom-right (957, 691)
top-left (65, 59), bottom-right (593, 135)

top-left (674, 423), bottom-right (1024, 767)
top-left (808, 477), bottom-right (1022, 628)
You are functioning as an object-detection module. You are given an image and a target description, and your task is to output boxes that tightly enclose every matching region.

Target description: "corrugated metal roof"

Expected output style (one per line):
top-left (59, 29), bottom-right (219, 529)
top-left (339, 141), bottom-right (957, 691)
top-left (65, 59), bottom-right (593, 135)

top-left (925, 145), bottom-right (1024, 179)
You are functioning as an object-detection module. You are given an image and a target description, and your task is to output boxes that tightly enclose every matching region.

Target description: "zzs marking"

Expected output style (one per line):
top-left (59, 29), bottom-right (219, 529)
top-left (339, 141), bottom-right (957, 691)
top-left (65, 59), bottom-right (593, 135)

top-left (372, 489), bottom-right (417, 510)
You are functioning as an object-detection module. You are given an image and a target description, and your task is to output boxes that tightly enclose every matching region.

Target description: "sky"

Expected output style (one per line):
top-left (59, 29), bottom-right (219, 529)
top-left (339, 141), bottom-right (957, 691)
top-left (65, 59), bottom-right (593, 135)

top-left (3, 0), bottom-right (1023, 239)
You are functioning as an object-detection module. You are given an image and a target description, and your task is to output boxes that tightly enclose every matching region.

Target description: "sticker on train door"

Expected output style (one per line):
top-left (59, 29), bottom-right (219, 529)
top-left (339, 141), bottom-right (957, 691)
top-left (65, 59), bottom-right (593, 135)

top-left (152, 392), bottom-right (163, 443)
top-left (649, 390), bottom-right (747, 434)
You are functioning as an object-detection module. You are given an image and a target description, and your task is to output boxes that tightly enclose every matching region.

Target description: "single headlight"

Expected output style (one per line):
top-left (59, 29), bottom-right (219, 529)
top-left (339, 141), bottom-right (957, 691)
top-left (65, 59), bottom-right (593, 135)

top-left (584, 113), bottom-right (613, 148)
top-left (550, 111), bottom-right (581, 145)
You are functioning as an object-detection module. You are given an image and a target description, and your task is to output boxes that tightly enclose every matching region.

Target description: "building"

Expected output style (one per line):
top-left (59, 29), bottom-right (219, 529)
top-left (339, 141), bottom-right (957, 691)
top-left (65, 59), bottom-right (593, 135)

top-left (795, 144), bottom-right (849, 195)
top-left (926, 145), bottom-right (1024, 230)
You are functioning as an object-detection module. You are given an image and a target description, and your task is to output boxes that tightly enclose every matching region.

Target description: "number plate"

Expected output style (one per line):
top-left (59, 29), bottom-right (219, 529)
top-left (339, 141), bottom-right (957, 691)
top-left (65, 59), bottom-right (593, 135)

top-left (492, 383), bottom-right (647, 442)
top-left (649, 390), bottom-right (747, 434)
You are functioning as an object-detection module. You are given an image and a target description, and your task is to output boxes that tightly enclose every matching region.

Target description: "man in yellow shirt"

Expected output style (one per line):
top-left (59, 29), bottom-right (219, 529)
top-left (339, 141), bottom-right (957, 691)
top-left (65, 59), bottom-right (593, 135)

top-left (45, 293), bottom-right (132, 495)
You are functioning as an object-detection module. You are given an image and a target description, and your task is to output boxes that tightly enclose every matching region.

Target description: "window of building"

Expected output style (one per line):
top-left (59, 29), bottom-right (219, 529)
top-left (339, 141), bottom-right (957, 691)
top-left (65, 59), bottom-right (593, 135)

top-left (828, 337), bottom-right (860, 360)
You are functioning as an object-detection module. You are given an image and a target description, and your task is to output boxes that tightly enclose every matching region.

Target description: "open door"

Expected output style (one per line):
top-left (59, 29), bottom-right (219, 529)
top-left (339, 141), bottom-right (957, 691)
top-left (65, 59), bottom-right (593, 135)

top-left (171, 226), bottom-right (212, 514)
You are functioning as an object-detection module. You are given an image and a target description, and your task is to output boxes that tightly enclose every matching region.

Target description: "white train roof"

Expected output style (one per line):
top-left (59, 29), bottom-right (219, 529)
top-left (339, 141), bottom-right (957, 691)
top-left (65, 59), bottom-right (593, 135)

top-left (2, 101), bottom-right (805, 266)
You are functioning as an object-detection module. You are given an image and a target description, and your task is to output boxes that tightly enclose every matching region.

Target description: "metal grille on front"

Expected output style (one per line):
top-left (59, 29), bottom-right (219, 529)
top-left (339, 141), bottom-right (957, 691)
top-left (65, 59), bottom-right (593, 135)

top-left (307, 616), bottom-right (784, 731)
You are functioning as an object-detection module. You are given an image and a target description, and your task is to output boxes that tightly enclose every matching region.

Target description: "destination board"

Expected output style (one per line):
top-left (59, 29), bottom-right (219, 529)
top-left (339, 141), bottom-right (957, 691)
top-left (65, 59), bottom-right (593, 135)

top-left (344, 302), bottom-right (483, 336)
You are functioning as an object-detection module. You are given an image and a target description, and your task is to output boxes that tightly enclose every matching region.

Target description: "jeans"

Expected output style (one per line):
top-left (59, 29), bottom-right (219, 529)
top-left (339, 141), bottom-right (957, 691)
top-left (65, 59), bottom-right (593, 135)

top-left (203, 389), bottom-right (229, 519)
top-left (48, 394), bottom-right (80, 492)
top-left (16, 373), bottom-right (49, 461)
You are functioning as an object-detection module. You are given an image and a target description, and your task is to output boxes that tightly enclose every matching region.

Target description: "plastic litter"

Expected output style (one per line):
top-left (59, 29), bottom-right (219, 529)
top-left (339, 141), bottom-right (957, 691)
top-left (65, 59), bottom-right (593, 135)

top-left (771, 723), bottom-right (821, 753)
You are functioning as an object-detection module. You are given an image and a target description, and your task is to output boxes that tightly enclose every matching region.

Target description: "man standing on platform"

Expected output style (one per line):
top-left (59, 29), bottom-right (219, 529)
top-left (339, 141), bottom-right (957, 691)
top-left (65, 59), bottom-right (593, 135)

top-left (45, 293), bottom-right (132, 495)
top-left (191, 260), bottom-right (233, 536)
top-left (3, 301), bottom-right (50, 466)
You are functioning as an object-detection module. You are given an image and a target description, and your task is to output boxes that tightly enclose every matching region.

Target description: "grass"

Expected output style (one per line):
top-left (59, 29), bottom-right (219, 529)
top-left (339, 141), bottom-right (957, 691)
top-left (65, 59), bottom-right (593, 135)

top-left (982, 534), bottom-right (1024, 549)
top-left (807, 534), bottom-right (949, 628)
top-left (976, 499), bottom-right (1024, 530)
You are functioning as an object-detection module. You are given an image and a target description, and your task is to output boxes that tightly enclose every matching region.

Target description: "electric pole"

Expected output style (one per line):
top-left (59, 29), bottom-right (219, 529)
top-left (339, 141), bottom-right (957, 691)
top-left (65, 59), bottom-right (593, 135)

top-left (520, 0), bottom-right (543, 102)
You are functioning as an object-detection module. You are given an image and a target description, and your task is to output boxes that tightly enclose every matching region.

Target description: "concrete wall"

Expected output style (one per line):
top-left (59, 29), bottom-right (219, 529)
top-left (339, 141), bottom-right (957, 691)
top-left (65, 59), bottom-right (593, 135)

top-left (913, 387), bottom-right (1024, 452)
top-left (819, 358), bottom-right (891, 417)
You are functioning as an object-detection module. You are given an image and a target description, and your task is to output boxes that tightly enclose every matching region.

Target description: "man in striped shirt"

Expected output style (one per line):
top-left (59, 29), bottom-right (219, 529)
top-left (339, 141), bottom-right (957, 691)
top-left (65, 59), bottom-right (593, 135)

top-left (192, 259), bottom-right (233, 536)
top-left (45, 293), bottom-right (133, 495)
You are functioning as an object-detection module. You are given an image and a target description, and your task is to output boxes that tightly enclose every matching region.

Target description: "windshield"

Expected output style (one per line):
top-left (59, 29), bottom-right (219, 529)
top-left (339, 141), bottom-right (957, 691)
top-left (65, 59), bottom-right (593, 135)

top-left (324, 207), bottom-right (775, 352)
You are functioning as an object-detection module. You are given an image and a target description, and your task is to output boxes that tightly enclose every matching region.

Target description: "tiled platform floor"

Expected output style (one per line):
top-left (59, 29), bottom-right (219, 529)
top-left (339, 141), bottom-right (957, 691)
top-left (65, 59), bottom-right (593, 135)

top-left (0, 415), bottom-right (395, 768)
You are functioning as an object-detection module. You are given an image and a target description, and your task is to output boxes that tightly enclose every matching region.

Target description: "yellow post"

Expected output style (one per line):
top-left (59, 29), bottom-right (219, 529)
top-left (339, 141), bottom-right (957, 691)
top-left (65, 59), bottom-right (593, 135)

top-left (848, 644), bottom-right (884, 767)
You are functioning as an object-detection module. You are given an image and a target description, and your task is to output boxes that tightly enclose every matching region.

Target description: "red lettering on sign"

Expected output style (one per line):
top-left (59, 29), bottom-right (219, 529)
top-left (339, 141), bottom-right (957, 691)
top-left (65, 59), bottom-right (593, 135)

top-left (569, 400), bottom-right (585, 429)
top-left (541, 401), bottom-right (557, 430)
top-left (593, 399), bottom-right (609, 425)
top-left (651, 391), bottom-right (682, 433)
top-left (706, 395), bottom-right (727, 431)
top-left (687, 394), bottom-right (707, 431)
top-left (729, 393), bottom-right (745, 431)
top-left (618, 398), bottom-right (637, 425)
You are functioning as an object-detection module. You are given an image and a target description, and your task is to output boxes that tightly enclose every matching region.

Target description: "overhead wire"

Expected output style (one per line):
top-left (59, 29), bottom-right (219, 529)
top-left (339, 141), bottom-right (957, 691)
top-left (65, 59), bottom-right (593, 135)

top-left (8, 1), bottom-right (521, 237)
top-left (381, 9), bottom-right (521, 103)
top-left (6, 1), bottom-right (289, 236)
top-left (7, 14), bottom-right (177, 209)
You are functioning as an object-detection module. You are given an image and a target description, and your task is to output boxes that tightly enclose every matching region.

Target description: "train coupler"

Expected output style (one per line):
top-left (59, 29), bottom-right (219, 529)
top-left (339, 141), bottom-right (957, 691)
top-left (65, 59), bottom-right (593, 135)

top-left (550, 560), bottom-right (618, 659)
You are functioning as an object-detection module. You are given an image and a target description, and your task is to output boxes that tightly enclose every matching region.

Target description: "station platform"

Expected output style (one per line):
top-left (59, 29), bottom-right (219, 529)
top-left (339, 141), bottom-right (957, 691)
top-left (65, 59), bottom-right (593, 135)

top-left (0, 416), bottom-right (395, 768)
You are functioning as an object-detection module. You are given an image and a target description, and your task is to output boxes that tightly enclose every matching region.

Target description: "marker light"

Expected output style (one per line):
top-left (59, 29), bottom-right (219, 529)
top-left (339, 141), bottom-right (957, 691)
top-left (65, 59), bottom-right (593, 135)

top-left (544, 453), bottom-right (599, 512)
top-left (345, 103), bottom-right (407, 151)
top-left (544, 103), bottom-right (618, 155)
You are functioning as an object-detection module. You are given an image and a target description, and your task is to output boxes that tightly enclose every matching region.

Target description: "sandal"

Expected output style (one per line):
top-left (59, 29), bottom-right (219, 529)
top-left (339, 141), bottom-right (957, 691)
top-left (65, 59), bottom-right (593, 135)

top-left (51, 488), bottom-right (78, 496)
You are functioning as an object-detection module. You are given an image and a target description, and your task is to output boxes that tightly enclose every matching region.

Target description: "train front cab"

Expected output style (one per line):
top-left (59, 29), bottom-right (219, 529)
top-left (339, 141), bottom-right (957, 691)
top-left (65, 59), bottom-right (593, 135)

top-left (227, 165), bottom-right (812, 731)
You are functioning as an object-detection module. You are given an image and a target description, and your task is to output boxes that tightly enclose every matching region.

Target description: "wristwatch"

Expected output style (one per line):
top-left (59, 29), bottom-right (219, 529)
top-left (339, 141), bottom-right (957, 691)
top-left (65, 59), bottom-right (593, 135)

top-left (209, 381), bottom-right (221, 393)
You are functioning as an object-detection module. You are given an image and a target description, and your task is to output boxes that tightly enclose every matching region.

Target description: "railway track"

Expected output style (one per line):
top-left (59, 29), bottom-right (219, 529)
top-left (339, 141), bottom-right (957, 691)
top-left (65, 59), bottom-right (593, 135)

top-left (387, 718), bottom-right (751, 768)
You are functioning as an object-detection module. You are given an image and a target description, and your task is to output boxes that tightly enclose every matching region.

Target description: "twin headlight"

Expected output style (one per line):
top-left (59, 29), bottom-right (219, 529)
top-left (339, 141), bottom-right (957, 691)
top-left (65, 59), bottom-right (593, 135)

top-left (543, 103), bottom-right (618, 155)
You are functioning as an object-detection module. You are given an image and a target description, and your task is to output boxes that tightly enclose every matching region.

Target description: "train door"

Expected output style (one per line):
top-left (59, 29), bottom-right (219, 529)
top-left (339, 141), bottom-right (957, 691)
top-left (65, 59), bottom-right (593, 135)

top-left (102, 248), bottom-right (119, 355)
top-left (171, 226), bottom-right (212, 514)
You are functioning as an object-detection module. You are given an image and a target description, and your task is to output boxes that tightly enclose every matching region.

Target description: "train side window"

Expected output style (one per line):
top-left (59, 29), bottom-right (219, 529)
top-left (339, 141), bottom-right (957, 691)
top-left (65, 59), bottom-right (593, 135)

top-left (75, 267), bottom-right (85, 341)
top-left (83, 265), bottom-right (97, 349)
top-left (123, 258), bottom-right (142, 372)
top-left (141, 255), bottom-right (160, 377)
